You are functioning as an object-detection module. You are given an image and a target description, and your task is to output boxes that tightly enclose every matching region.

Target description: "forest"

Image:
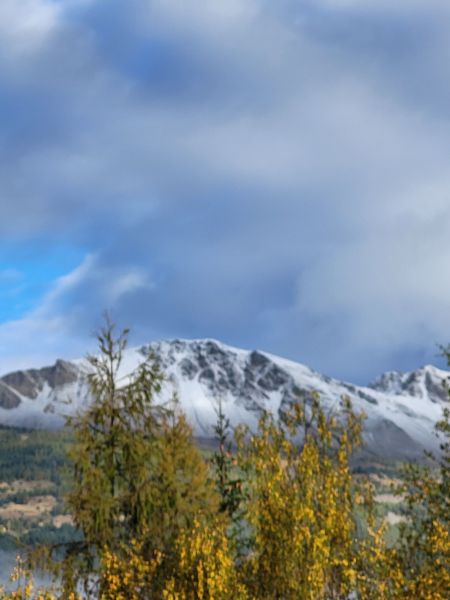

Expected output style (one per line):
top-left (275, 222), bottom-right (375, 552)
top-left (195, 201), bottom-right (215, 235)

top-left (0, 323), bottom-right (448, 599)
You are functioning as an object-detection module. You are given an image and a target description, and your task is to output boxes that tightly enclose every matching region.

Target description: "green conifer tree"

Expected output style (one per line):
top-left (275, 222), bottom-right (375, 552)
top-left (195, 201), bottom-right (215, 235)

top-left (212, 400), bottom-right (245, 520)
top-left (47, 319), bottom-right (218, 597)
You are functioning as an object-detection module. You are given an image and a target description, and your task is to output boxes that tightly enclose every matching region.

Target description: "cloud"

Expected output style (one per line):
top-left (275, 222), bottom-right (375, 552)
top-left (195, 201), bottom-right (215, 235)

top-left (0, 0), bottom-right (60, 54)
top-left (314, 0), bottom-right (450, 12)
top-left (0, 254), bottom-right (155, 374)
top-left (1, 1), bottom-right (450, 381)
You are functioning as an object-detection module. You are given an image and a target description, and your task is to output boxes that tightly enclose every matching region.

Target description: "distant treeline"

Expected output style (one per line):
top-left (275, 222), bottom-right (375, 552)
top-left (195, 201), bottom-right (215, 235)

top-left (0, 425), bottom-right (72, 484)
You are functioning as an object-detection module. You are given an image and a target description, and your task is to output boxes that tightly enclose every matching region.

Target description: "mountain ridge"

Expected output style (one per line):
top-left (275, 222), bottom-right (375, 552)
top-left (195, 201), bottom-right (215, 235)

top-left (0, 338), bottom-right (447, 461)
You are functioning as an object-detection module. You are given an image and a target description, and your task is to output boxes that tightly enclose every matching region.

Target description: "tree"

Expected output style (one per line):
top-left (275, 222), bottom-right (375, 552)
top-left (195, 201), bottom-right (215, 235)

top-left (145, 402), bottom-right (219, 573)
top-left (211, 400), bottom-right (246, 537)
top-left (57, 319), bottom-right (164, 594)
top-left (51, 319), bottom-right (217, 597)
top-left (235, 395), bottom-right (388, 599)
top-left (391, 386), bottom-right (450, 598)
top-left (88, 403), bottom-right (221, 600)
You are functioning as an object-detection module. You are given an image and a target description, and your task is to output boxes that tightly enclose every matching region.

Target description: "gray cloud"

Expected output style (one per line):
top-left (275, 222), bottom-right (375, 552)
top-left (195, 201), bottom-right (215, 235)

top-left (1, 0), bottom-right (450, 381)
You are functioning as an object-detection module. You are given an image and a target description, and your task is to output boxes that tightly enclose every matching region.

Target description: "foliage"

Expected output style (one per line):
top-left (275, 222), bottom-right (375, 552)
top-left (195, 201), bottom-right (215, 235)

top-left (235, 394), bottom-right (390, 599)
top-left (162, 517), bottom-right (248, 600)
top-left (47, 319), bottom-right (217, 597)
top-left (211, 400), bottom-right (247, 558)
top-left (390, 405), bottom-right (450, 599)
top-left (0, 556), bottom-right (77, 600)
top-left (98, 517), bottom-right (247, 600)
top-left (149, 405), bottom-right (218, 553)
top-left (66, 321), bottom-right (165, 550)
top-left (98, 538), bottom-right (163, 600)
top-left (211, 401), bottom-right (245, 521)
top-left (3, 322), bottom-right (449, 598)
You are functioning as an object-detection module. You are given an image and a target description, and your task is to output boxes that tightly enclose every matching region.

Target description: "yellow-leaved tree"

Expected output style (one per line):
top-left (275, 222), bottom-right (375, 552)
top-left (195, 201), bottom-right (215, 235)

top-left (389, 410), bottom-right (450, 598)
top-left (235, 394), bottom-right (389, 600)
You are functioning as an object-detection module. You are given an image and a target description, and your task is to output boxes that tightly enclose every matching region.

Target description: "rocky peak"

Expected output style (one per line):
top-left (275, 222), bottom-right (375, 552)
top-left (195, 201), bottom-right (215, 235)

top-left (39, 359), bottom-right (79, 389)
top-left (369, 365), bottom-right (449, 404)
top-left (0, 382), bottom-right (21, 409)
top-left (0, 359), bottom-right (80, 401)
top-left (1, 369), bottom-right (43, 400)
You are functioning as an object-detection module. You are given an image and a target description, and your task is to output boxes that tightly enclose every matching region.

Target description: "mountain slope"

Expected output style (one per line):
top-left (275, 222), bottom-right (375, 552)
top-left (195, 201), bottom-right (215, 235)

top-left (0, 339), bottom-right (447, 461)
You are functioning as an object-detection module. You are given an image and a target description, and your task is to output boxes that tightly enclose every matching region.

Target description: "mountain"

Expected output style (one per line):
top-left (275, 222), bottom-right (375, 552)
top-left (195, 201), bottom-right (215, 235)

top-left (0, 339), bottom-right (447, 461)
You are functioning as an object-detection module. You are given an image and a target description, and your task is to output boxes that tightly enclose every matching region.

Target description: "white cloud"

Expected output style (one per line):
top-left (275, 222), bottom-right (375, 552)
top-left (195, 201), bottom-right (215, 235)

top-left (0, 0), bottom-right (61, 55)
top-left (0, 255), bottom-right (154, 374)
top-left (315, 0), bottom-right (450, 13)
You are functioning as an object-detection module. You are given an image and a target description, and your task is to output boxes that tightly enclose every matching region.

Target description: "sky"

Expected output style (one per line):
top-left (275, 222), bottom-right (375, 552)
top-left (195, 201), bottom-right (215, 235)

top-left (2, 0), bottom-right (450, 383)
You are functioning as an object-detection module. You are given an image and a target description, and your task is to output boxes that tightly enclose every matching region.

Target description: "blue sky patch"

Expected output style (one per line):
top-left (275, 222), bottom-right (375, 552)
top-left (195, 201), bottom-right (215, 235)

top-left (0, 242), bottom-right (85, 323)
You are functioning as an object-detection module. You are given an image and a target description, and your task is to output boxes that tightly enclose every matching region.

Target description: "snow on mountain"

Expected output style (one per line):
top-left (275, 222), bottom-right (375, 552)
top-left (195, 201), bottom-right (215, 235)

top-left (0, 339), bottom-right (447, 461)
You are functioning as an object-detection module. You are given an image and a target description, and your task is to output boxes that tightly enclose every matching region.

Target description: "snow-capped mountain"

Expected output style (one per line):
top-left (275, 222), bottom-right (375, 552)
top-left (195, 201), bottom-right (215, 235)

top-left (0, 339), bottom-right (447, 461)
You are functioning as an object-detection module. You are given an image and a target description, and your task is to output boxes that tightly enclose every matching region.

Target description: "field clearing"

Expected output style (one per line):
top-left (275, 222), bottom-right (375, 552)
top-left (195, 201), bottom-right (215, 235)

top-left (0, 479), bottom-right (54, 494)
top-left (0, 495), bottom-right (56, 520)
top-left (375, 493), bottom-right (403, 504)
